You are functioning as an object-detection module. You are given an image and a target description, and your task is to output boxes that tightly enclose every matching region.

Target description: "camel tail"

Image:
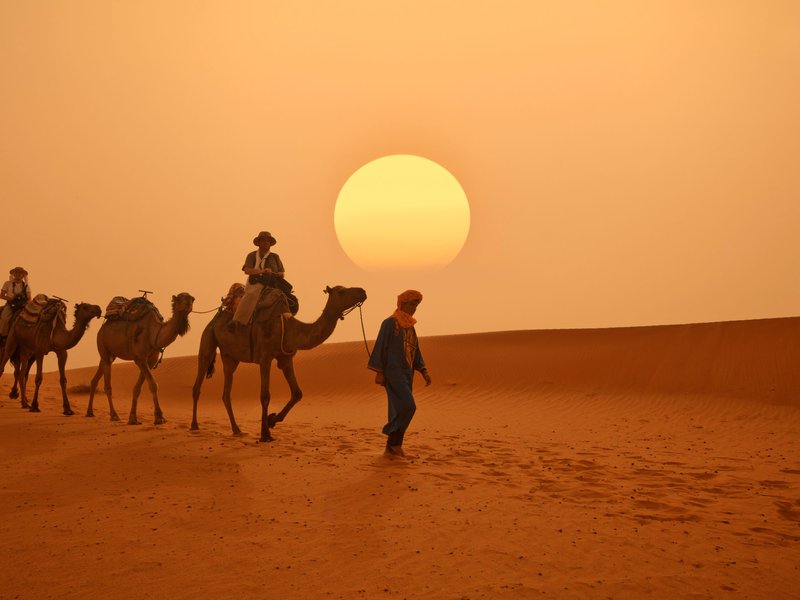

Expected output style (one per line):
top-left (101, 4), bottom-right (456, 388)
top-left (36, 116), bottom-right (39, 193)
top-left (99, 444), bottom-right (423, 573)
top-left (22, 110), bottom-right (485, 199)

top-left (197, 313), bottom-right (221, 381)
top-left (205, 354), bottom-right (216, 379)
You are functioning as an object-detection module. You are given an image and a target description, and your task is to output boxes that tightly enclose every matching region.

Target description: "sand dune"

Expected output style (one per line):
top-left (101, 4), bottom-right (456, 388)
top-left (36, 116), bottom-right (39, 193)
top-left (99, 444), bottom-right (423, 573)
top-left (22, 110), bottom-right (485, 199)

top-left (1, 317), bottom-right (798, 598)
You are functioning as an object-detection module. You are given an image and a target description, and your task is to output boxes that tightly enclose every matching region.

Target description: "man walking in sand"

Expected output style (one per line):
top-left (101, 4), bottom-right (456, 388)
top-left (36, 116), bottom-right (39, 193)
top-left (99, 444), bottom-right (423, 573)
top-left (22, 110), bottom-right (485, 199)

top-left (368, 289), bottom-right (432, 457)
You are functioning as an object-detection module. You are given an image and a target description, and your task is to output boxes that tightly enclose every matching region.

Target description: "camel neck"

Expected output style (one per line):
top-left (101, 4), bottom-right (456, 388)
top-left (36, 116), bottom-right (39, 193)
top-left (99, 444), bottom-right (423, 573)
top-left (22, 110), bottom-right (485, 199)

top-left (156, 312), bottom-right (190, 347)
top-left (285, 310), bottom-right (339, 351)
top-left (51, 314), bottom-right (91, 351)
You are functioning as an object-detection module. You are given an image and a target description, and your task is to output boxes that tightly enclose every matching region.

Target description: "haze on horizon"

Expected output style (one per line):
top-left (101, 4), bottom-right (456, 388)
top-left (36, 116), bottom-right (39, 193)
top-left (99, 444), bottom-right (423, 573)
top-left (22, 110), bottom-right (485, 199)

top-left (1, 1), bottom-right (798, 370)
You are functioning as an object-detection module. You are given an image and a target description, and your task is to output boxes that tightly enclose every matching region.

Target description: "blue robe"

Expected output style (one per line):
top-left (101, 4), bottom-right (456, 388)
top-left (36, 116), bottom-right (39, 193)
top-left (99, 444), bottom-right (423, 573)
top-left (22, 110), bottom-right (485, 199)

top-left (368, 317), bottom-right (426, 444)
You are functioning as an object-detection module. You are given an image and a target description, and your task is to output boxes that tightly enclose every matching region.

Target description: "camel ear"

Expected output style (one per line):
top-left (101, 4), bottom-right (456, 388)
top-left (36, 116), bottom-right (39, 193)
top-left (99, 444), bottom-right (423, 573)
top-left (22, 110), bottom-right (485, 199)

top-left (324, 286), bottom-right (332, 294)
top-left (172, 295), bottom-right (177, 301)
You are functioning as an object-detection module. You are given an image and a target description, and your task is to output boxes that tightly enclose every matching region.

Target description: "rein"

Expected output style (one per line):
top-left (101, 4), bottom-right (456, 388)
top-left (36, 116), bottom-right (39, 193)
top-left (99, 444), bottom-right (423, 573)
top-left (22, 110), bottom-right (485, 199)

top-left (191, 302), bottom-right (223, 315)
top-left (338, 302), bottom-right (371, 358)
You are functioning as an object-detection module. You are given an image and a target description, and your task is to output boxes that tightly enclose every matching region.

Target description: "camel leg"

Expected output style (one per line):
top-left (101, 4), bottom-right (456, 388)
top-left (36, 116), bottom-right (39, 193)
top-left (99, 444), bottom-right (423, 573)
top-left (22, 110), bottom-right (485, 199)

top-left (0, 342), bottom-right (20, 400)
top-left (135, 360), bottom-right (165, 425)
top-left (9, 365), bottom-right (19, 399)
top-left (128, 366), bottom-right (147, 425)
top-left (103, 360), bottom-right (119, 421)
top-left (191, 348), bottom-right (216, 431)
top-left (29, 355), bottom-right (45, 413)
top-left (190, 366), bottom-right (204, 431)
top-left (10, 359), bottom-right (26, 402)
top-left (220, 355), bottom-right (241, 435)
top-left (90, 358), bottom-right (120, 421)
top-left (269, 355), bottom-right (303, 429)
top-left (17, 353), bottom-right (32, 411)
top-left (0, 337), bottom-right (11, 378)
top-left (56, 350), bottom-right (73, 416)
top-left (259, 359), bottom-right (274, 442)
top-left (86, 363), bottom-right (103, 417)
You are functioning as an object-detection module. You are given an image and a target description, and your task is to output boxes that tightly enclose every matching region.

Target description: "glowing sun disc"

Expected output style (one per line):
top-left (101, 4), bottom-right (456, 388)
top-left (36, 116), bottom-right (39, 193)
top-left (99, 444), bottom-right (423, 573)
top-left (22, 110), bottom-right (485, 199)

top-left (334, 155), bottom-right (470, 271)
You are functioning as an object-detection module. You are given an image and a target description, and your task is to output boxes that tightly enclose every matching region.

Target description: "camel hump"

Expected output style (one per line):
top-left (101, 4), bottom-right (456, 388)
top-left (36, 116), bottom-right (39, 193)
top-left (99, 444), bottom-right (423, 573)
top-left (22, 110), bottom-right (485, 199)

top-left (19, 294), bottom-right (65, 325)
top-left (104, 296), bottom-right (163, 322)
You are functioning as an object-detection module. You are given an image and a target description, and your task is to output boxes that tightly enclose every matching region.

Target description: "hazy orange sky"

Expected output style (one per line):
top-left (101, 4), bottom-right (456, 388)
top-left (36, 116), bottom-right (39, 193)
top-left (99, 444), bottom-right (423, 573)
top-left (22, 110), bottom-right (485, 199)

top-left (1, 1), bottom-right (798, 370)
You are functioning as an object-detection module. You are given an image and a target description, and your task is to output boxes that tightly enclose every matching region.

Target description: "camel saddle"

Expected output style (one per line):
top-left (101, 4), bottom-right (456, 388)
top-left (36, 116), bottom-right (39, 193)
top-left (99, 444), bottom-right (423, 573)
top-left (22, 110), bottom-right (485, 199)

top-left (105, 296), bottom-right (163, 322)
top-left (253, 287), bottom-right (290, 324)
top-left (222, 283), bottom-right (245, 313)
top-left (19, 294), bottom-right (66, 326)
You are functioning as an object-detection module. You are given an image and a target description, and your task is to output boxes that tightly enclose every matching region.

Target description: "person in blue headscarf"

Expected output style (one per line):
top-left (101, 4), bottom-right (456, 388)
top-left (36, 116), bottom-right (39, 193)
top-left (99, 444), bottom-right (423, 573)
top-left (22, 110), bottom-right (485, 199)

top-left (368, 289), bottom-right (432, 457)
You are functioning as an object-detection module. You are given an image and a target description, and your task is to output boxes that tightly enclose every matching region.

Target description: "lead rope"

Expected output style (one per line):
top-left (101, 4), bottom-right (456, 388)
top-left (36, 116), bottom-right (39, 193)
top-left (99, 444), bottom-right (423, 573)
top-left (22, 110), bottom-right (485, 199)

top-left (337, 302), bottom-right (371, 357)
top-left (357, 304), bottom-right (371, 358)
top-left (191, 303), bottom-right (223, 314)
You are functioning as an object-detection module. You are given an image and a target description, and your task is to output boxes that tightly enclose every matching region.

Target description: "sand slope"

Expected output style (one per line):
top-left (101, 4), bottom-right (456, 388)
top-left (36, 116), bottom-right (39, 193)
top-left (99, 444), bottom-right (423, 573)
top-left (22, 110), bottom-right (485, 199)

top-left (1, 317), bottom-right (798, 598)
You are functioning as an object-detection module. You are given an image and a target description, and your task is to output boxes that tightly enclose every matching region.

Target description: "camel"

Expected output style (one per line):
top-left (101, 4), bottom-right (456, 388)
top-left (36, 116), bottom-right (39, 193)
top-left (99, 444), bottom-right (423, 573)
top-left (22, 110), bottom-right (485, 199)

top-left (191, 285), bottom-right (367, 442)
top-left (0, 301), bottom-right (102, 414)
top-left (85, 293), bottom-right (195, 425)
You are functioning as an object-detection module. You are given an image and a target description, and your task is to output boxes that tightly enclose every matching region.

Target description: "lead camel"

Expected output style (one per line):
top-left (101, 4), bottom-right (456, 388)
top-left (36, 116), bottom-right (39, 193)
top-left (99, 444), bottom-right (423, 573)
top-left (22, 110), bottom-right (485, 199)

top-left (191, 285), bottom-right (367, 442)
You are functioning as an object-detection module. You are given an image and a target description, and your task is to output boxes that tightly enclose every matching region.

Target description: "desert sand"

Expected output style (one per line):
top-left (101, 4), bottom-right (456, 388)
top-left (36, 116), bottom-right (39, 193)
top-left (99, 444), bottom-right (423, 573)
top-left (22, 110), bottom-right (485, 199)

top-left (1, 317), bottom-right (799, 599)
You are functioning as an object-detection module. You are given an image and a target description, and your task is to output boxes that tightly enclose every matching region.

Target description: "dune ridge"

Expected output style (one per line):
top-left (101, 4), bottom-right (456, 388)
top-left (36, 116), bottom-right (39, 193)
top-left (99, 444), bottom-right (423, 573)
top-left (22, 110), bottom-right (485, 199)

top-left (66, 315), bottom-right (800, 405)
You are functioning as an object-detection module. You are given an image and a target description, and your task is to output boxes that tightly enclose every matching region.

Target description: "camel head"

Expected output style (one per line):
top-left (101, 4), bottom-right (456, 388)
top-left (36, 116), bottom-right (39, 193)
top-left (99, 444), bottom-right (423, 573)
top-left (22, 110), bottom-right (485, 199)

top-left (323, 285), bottom-right (368, 320)
top-left (171, 292), bottom-right (195, 336)
top-left (74, 303), bottom-right (102, 325)
top-left (171, 293), bottom-right (195, 315)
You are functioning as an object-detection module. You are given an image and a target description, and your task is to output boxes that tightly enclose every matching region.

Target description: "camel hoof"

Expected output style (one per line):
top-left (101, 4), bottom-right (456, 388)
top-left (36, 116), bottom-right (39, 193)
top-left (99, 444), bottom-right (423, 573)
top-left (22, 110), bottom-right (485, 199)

top-left (267, 413), bottom-right (279, 428)
top-left (127, 419), bottom-right (142, 426)
top-left (259, 436), bottom-right (273, 443)
top-left (29, 406), bottom-right (40, 413)
top-left (63, 408), bottom-right (74, 416)
top-left (154, 417), bottom-right (167, 425)
top-left (9, 389), bottom-right (18, 399)
top-left (110, 413), bottom-right (120, 422)
top-left (85, 411), bottom-right (94, 418)
top-left (232, 429), bottom-right (244, 437)
top-left (190, 423), bottom-right (199, 431)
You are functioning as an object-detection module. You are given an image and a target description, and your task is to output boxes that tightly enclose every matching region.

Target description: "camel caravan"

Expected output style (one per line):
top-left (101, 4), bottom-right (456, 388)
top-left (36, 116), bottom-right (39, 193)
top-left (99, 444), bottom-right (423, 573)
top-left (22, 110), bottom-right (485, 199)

top-left (0, 246), bottom-right (367, 442)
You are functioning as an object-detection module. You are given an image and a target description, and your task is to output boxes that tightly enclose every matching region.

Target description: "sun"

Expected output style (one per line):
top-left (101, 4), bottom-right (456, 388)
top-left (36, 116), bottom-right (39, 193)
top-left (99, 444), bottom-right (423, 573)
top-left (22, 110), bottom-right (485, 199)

top-left (334, 155), bottom-right (470, 271)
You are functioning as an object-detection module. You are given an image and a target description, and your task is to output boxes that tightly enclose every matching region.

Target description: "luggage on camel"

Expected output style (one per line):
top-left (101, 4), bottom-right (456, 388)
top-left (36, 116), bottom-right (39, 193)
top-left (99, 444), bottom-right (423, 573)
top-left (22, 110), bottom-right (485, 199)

top-left (253, 274), bottom-right (299, 315)
top-left (104, 296), bottom-right (163, 322)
